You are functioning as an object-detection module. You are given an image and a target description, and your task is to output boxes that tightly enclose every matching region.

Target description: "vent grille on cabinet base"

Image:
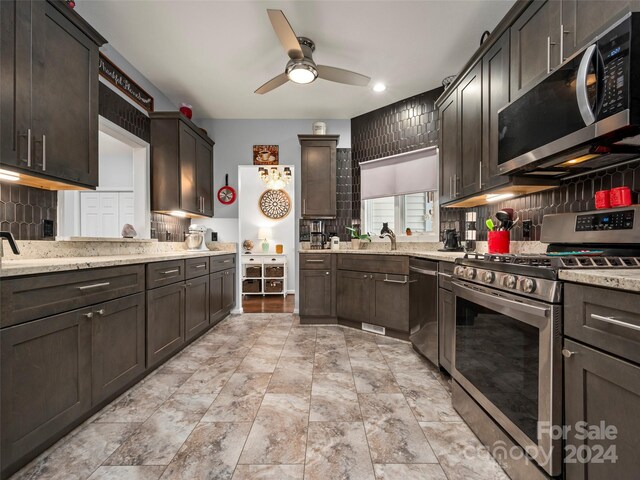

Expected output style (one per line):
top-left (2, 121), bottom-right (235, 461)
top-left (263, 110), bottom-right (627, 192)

top-left (362, 323), bottom-right (385, 335)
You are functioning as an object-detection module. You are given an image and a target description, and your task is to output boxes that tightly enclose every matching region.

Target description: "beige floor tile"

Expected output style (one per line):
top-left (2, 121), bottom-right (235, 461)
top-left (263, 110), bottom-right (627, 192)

top-left (373, 463), bottom-right (448, 480)
top-left (87, 466), bottom-right (166, 480)
top-left (231, 464), bottom-right (304, 480)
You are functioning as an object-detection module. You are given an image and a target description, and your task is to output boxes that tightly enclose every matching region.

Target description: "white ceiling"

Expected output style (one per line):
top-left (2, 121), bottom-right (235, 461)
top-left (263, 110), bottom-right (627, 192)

top-left (78, 0), bottom-right (515, 119)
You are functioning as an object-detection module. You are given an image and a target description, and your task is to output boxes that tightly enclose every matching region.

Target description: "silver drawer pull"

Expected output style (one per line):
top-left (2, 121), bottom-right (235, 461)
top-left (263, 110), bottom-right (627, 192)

top-left (223, 260), bottom-right (231, 263)
top-left (195, 264), bottom-right (206, 269)
top-left (306, 259), bottom-right (324, 263)
top-left (162, 269), bottom-right (179, 275)
top-left (590, 314), bottom-right (640, 332)
top-left (383, 274), bottom-right (408, 284)
top-left (562, 349), bottom-right (576, 358)
top-left (83, 312), bottom-right (94, 318)
top-left (78, 282), bottom-right (110, 291)
top-left (96, 309), bottom-right (105, 316)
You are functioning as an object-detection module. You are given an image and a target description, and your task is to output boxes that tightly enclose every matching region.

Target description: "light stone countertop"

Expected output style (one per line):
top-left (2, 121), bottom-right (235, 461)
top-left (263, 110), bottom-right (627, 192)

top-left (1, 250), bottom-right (236, 278)
top-left (559, 269), bottom-right (640, 293)
top-left (298, 248), bottom-right (466, 263)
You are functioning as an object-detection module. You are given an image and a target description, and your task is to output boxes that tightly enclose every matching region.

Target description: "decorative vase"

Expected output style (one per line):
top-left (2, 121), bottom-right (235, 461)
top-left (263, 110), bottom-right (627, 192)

top-left (351, 238), bottom-right (361, 250)
top-left (262, 240), bottom-right (269, 253)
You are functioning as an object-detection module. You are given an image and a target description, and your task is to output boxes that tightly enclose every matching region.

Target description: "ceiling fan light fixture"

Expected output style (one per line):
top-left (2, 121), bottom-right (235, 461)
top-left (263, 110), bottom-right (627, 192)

top-left (373, 82), bottom-right (386, 92)
top-left (286, 61), bottom-right (317, 84)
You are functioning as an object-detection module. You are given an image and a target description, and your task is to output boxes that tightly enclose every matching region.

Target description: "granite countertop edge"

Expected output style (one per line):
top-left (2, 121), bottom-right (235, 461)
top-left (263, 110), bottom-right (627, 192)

top-left (1, 250), bottom-right (236, 278)
top-left (558, 269), bottom-right (640, 293)
top-left (298, 248), bottom-right (465, 262)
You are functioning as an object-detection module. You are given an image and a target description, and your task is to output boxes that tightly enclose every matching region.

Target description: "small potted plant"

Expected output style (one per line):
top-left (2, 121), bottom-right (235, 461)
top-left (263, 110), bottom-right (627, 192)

top-left (346, 227), bottom-right (371, 250)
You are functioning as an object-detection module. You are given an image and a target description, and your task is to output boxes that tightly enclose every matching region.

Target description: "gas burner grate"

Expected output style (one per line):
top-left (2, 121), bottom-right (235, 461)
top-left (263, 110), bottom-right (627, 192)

top-left (556, 256), bottom-right (640, 268)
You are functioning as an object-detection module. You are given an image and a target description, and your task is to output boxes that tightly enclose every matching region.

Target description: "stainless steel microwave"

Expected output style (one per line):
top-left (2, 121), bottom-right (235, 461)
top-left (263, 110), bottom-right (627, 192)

top-left (498, 13), bottom-right (640, 177)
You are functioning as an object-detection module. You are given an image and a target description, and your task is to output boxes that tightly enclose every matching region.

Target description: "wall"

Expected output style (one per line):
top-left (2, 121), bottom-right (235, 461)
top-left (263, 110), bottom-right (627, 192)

top-left (98, 131), bottom-right (134, 190)
top-left (0, 183), bottom-right (57, 240)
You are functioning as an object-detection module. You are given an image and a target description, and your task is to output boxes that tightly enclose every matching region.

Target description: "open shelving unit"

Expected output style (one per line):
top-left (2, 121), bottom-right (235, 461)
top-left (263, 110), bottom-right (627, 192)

top-left (241, 254), bottom-right (288, 297)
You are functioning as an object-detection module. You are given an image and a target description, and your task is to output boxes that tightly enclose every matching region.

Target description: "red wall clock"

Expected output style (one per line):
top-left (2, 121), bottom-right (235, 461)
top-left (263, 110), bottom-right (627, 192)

top-left (217, 174), bottom-right (236, 205)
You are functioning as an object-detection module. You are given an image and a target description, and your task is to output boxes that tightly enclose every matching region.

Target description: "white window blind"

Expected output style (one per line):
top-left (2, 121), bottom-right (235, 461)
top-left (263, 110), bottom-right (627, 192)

top-left (360, 146), bottom-right (438, 200)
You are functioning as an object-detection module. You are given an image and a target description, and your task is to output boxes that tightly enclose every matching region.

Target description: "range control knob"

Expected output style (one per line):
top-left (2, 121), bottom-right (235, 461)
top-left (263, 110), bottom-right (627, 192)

top-left (454, 266), bottom-right (465, 276)
top-left (522, 278), bottom-right (536, 293)
top-left (465, 267), bottom-right (477, 280)
top-left (504, 275), bottom-right (517, 289)
top-left (483, 271), bottom-right (495, 284)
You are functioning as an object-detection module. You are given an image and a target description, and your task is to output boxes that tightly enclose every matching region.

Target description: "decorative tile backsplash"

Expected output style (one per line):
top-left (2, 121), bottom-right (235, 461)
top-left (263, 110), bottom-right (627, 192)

top-left (99, 83), bottom-right (151, 142)
top-left (351, 86), bottom-right (444, 164)
top-left (150, 212), bottom-right (191, 242)
top-left (442, 158), bottom-right (640, 242)
top-left (0, 182), bottom-right (57, 240)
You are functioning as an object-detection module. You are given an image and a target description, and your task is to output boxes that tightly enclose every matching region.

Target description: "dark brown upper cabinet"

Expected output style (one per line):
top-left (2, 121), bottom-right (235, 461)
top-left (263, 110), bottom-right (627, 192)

top-left (299, 134), bottom-right (339, 219)
top-left (510, 0), bottom-right (561, 100)
top-left (150, 112), bottom-right (214, 218)
top-left (0, 0), bottom-right (106, 190)
top-left (482, 31), bottom-right (511, 189)
top-left (458, 62), bottom-right (483, 197)
top-left (438, 93), bottom-right (459, 204)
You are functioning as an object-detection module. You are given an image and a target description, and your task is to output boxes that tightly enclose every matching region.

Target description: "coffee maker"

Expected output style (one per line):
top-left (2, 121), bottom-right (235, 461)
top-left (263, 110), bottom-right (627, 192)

top-left (439, 229), bottom-right (463, 252)
top-left (310, 220), bottom-right (326, 250)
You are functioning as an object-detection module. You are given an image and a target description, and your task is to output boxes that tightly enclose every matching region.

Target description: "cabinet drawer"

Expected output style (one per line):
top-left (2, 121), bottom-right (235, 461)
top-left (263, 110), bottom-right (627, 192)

top-left (146, 260), bottom-right (185, 289)
top-left (300, 254), bottom-right (331, 270)
top-left (185, 257), bottom-right (210, 279)
top-left (337, 254), bottom-right (409, 275)
top-left (438, 262), bottom-right (455, 291)
top-left (210, 254), bottom-right (236, 273)
top-left (1, 265), bottom-right (145, 328)
top-left (565, 283), bottom-right (640, 364)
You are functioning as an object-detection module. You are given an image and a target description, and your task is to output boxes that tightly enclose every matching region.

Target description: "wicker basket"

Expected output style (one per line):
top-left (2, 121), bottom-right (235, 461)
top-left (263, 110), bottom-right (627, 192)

top-left (265, 265), bottom-right (284, 278)
top-left (264, 280), bottom-right (283, 293)
top-left (245, 265), bottom-right (262, 278)
top-left (242, 279), bottom-right (261, 293)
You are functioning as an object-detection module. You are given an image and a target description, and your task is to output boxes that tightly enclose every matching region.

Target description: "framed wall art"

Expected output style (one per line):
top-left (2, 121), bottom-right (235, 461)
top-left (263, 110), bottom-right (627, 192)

top-left (253, 145), bottom-right (279, 165)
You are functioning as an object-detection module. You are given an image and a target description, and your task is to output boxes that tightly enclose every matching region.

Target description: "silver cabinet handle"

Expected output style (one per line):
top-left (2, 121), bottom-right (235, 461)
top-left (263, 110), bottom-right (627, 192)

top-left (547, 36), bottom-right (552, 73)
top-left (306, 259), bottom-right (324, 263)
top-left (42, 134), bottom-right (46, 171)
top-left (325, 271), bottom-right (330, 275)
top-left (83, 312), bottom-right (94, 318)
top-left (409, 266), bottom-right (438, 276)
top-left (303, 198), bottom-right (306, 214)
top-left (78, 282), bottom-right (110, 291)
top-left (560, 24), bottom-right (566, 64)
top-left (590, 313), bottom-right (640, 332)
top-left (195, 264), bottom-right (206, 269)
top-left (96, 309), bottom-right (105, 315)
top-left (162, 269), bottom-right (179, 274)
top-left (383, 274), bottom-right (408, 284)
top-left (19, 129), bottom-right (32, 167)
top-left (363, 274), bottom-right (368, 278)
top-left (562, 349), bottom-right (576, 358)
top-left (479, 161), bottom-right (483, 188)
top-left (223, 260), bottom-right (231, 263)
top-left (576, 44), bottom-right (598, 126)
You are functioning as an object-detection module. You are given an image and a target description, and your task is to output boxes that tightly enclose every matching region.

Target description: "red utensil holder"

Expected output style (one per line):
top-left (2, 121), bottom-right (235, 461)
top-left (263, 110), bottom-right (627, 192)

top-left (595, 190), bottom-right (611, 209)
top-left (488, 230), bottom-right (510, 254)
top-left (610, 186), bottom-right (632, 207)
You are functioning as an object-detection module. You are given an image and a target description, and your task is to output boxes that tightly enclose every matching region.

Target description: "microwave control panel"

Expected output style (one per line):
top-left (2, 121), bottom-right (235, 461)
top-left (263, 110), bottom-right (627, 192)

top-left (598, 19), bottom-right (630, 118)
top-left (575, 209), bottom-right (634, 231)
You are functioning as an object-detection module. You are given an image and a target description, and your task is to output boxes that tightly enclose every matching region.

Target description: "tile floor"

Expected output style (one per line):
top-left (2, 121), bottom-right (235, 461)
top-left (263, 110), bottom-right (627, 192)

top-left (11, 314), bottom-right (509, 480)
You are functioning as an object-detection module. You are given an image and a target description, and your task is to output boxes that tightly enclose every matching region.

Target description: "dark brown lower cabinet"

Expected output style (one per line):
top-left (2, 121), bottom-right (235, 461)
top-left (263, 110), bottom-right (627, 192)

top-left (1, 307), bottom-right (92, 472)
top-left (370, 273), bottom-right (409, 331)
top-left (336, 270), bottom-right (371, 324)
top-left (146, 282), bottom-right (185, 368)
top-left (564, 339), bottom-right (640, 480)
top-left (91, 293), bottom-right (145, 405)
top-left (210, 268), bottom-right (235, 325)
top-left (222, 268), bottom-right (236, 311)
top-left (185, 275), bottom-right (210, 341)
top-left (438, 288), bottom-right (455, 373)
top-left (300, 269), bottom-right (332, 317)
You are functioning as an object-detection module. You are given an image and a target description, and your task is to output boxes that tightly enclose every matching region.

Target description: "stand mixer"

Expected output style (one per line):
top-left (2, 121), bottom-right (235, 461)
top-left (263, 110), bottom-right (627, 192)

top-left (186, 224), bottom-right (209, 251)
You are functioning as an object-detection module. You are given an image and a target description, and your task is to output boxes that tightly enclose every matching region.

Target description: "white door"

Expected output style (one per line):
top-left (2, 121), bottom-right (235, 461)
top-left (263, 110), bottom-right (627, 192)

top-left (100, 192), bottom-right (120, 237)
top-left (81, 191), bottom-right (131, 238)
top-left (119, 192), bottom-right (135, 230)
top-left (80, 192), bottom-right (101, 237)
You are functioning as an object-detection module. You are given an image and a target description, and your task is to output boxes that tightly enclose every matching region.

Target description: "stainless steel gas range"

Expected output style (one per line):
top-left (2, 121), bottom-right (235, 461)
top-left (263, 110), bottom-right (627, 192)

top-left (451, 206), bottom-right (640, 479)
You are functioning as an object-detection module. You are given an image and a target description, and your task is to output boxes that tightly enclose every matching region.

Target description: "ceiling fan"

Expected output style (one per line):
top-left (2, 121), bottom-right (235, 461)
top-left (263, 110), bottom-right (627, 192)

top-left (255, 9), bottom-right (371, 94)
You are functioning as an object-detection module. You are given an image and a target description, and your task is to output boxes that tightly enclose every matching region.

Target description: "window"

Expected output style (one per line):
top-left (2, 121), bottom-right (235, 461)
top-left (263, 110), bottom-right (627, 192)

top-left (363, 191), bottom-right (439, 238)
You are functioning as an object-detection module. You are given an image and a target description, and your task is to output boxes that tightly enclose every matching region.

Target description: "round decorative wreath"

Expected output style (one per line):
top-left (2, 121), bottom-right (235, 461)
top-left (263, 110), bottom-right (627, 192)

top-left (259, 189), bottom-right (291, 219)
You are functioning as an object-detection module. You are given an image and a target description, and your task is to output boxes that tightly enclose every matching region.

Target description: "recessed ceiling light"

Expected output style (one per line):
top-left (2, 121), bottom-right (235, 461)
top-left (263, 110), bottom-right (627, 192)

top-left (373, 83), bottom-right (386, 92)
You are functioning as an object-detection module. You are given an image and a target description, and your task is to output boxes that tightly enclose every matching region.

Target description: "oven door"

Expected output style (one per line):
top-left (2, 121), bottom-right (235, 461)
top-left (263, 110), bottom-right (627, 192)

top-left (452, 279), bottom-right (562, 476)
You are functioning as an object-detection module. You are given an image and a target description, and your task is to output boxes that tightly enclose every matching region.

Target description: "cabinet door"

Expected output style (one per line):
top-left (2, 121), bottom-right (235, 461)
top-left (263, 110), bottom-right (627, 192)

top-left (185, 275), bottom-right (210, 341)
top-left (439, 92), bottom-right (459, 204)
top-left (438, 288), bottom-right (455, 373)
top-left (0, 0), bottom-right (32, 170)
top-left (301, 141), bottom-right (337, 218)
top-left (300, 269), bottom-right (332, 317)
top-left (370, 273), bottom-right (410, 332)
top-left (209, 271), bottom-right (224, 324)
top-left (510, 0), bottom-right (561, 99)
top-left (146, 283), bottom-right (185, 368)
top-left (179, 123), bottom-right (199, 214)
top-left (482, 31), bottom-right (511, 189)
top-left (31, 1), bottom-right (99, 187)
top-left (564, 339), bottom-right (640, 480)
top-left (196, 138), bottom-right (214, 217)
top-left (336, 270), bottom-right (370, 324)
top-left (562, 0), bottom-right (630, 60)
top-left (458, 62), bottom-right (483, 197)
top-left (92, 293), bottom-right (145, 405)
top-left (222, 268), bottom-right (236, 311)
top-left (1, 308), bottom-right (91, 470)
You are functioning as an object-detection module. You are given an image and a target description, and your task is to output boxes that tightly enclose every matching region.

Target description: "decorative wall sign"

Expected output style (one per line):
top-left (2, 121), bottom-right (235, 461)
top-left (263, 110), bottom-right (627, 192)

top-left (259, 189), bottom-right (291, 219)
top-left (99, 53), bottom-right (154, 112)
top-left (253, 145), bottom-right (279, 165)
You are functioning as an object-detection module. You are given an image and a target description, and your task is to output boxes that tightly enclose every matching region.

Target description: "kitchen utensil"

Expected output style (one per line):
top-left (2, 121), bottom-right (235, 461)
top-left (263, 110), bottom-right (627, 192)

top-left (502, 208), bottom-right (514, 219)
top-left (496, 211), bottom-right (511, 230)
top-left (508, 217), bottom-right (520, 230)
top-left (440, 229), bottom-right (463, 251)
top-left (488, 230), bottom-right (510, 254)
top-left (486, 219), bottom-right (495, 231)
top-left (595, 190), bottom-right (611, 209)
top-left (610, 186), bottom-right (632, 207)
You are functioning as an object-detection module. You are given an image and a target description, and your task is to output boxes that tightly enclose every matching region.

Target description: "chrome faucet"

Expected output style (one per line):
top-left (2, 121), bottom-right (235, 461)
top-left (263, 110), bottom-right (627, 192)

top-left (379, 223), bottom-right (397, 251)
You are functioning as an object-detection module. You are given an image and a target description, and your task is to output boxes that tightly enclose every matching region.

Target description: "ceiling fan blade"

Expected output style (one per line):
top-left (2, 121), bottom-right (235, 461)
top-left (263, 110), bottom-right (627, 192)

top-left (255, 72), bottom-right (289, 95)
top-left (317, 65), bottom-right (371, 87)
top-left (267, 9), bottom-right (303, 60)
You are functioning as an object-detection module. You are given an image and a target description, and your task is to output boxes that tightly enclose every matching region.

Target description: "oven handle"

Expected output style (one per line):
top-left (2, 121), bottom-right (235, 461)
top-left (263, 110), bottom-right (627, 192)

top-left (409, 266), bottom-right (438, 276)
top-left (453, 281), bottom-right (550, 322)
